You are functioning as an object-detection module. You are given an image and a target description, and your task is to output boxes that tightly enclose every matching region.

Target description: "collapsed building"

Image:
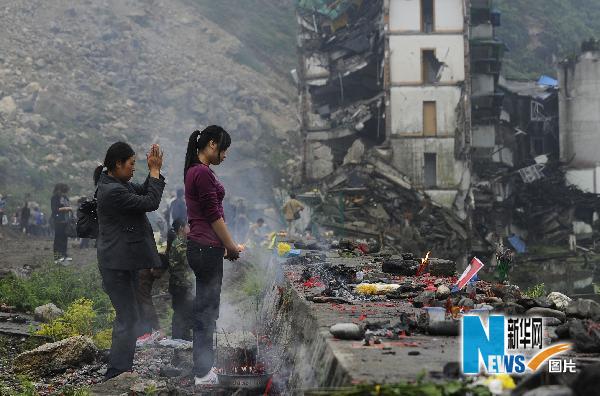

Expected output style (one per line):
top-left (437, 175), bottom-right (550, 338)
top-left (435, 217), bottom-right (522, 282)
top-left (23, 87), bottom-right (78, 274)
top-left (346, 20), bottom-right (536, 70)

top-left (296, 0), bottom-right (470, 210)
top-left (294, 0), bottom-right (600, 282)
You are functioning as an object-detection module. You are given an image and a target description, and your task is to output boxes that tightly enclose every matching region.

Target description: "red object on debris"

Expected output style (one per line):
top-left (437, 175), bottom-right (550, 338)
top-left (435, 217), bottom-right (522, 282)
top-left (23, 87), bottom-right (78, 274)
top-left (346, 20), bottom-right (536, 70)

top-left (358, 314), bottom-right (367, 321)
top-left (263, 377), bottom-right (273, 396)
top-left (302, 277), bottom-right (324, 288)
top-left (357, 243), bottom-right (369, 254)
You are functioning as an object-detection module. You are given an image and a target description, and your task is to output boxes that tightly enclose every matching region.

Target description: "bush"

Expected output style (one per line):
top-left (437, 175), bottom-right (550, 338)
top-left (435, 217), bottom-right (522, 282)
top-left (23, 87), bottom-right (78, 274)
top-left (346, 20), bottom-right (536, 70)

top-left (524, 283), bottom-right (546, 299)
top-left (0, 262), bottom-right (112, 328)
top-left (35, 298), bottom-right (113, 349)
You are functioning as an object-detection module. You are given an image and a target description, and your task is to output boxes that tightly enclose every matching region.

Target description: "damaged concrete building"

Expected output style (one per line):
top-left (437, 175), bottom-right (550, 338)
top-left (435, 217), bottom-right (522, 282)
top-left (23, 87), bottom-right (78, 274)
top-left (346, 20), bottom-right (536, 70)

top-left (559, 39), bottom-right (600, 194)
top-left (295, 0), bottom-right (478, 210)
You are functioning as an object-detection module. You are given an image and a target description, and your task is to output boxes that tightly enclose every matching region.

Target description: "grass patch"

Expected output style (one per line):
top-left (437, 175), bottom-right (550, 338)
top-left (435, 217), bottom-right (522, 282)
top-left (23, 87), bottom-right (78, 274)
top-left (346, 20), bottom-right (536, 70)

top-left (523, 283), bottom-right (546, 299)
top-left (0, 262), bottom-right (114, 348)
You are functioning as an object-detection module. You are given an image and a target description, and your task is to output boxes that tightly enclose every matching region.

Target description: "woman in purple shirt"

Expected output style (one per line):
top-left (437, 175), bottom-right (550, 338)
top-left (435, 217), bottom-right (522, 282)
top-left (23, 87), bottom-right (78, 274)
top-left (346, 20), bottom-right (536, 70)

top-left (183, 125), bottom-right (241, 386)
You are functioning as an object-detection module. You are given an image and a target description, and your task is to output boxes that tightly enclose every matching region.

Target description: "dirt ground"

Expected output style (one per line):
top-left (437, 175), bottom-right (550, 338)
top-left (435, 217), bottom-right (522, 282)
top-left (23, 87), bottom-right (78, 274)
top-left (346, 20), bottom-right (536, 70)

top-left (0, 227), bottom-right (98, 273)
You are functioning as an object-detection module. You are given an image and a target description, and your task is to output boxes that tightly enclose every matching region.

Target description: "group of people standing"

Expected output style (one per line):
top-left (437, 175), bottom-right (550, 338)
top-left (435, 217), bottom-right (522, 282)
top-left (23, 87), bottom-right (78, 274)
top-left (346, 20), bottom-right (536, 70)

top-left (95, 126), bottom-right (241, 386)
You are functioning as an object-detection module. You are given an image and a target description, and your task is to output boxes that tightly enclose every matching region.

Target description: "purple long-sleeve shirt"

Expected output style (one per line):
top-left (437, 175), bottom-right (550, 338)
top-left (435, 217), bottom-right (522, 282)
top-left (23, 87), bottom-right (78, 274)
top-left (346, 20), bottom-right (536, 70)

top-left (185, 163), bottom-right (225, 247)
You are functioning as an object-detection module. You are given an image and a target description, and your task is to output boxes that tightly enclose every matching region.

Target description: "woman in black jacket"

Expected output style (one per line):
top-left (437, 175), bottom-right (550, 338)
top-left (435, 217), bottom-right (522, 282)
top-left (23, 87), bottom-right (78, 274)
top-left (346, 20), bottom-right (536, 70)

top-left (94, 142), bottom-right (165, 381)
top-left (51, 183), bottom-right (72, 262)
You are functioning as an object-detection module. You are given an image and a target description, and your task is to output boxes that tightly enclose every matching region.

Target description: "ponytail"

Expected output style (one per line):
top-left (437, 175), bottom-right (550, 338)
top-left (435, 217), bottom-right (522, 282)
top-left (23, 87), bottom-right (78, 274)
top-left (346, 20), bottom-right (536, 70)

top-left (93, 165), bottom-right (103, 186)
top-left (183, 126), bottom-right (232, 178)
top-left (184, 130), bottom-right (202, 178)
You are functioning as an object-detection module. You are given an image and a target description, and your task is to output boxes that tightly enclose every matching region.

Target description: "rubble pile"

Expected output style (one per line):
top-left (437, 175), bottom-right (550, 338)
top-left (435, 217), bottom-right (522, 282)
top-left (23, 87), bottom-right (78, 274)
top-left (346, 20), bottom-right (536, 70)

top-left (304, 161), bottom-right (469, 260)
top-left (473, 161), bottom-right (600, 253)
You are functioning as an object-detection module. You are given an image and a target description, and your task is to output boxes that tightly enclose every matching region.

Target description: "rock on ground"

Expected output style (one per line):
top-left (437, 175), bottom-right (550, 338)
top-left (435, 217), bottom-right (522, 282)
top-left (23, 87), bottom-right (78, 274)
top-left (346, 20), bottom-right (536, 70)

top-left (525, 307), bottom-right (566, 323)
top-left (565, 299), bottom-right (600, 320)
top-left (14, 335), bottom-right (98, 376)
top-left (522, 385), bottom-right (573, 396)
top-left (34, 302), bottom-right (64, 323)
top-left (547, 292), bottom-right (572, 311)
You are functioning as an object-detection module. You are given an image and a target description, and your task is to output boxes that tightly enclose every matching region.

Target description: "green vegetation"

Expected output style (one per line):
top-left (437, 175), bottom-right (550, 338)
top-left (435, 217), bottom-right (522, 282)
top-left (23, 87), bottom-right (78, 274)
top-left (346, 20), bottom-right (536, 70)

top-left (496, 0), bottom-right (600, 78)
top-left (523, 283), bottom-right (546, 299)
top-left (0, 262), bottom-right (114, 348)
top-left (35, 298), bottom-right (114, 349)
top-left (0, 376), bottom-right (90, 396)
top-left (190, 0), bottom-right (296, 75)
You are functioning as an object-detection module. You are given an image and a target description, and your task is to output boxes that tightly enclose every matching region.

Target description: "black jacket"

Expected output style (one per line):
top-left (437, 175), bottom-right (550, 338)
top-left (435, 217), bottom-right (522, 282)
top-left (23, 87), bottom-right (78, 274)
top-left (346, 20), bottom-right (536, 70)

top-left (96, 172), bottom-right (166, 270)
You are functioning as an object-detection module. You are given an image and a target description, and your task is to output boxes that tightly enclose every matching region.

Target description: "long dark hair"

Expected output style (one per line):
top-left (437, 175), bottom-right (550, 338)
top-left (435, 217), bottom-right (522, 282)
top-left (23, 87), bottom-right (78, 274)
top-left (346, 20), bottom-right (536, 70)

top-left (52, 183), bottom-right (69, 197)
top-left (183, 125), bottom-right (231, 178)
top-left (93, 142), bottom-right (136, 185)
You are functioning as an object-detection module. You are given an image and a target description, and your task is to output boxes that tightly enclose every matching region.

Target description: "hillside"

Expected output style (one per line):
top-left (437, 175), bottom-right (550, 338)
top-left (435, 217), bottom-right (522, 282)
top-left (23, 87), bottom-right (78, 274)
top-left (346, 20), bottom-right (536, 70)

top-left (0, 0), bottom-right (300, 215)
top-left (496, 0), bottom-right (600, 78)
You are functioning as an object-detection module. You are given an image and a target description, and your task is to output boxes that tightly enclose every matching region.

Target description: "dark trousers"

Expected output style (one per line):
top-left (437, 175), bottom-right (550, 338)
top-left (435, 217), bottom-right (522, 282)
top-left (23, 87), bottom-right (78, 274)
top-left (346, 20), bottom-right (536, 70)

top-left (53, 222), bottom-right (68, 258)
top-left (171, 290), bottom-right (194, 341)
top-left (187, 240), bottom-right (225, 377)
top-left (135, 269), bottom-right (162, 335)
top-left (100, 268), bottom-right (140, 373)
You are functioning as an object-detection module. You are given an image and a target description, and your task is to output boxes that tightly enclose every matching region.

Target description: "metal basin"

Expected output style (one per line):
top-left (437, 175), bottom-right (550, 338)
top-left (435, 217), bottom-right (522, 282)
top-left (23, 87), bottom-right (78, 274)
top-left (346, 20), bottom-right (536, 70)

top-left (217, 373), bottom-right (272, 389)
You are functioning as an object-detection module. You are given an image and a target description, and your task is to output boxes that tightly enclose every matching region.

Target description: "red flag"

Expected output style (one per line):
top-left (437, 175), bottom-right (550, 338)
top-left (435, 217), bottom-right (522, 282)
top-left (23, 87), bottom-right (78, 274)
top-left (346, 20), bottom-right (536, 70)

top-left (456, 257), bottom-right (484, 290)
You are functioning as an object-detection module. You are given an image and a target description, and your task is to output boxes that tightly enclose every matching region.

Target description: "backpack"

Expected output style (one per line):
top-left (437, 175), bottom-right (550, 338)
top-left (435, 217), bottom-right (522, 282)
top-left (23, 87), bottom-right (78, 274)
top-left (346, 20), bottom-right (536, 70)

top-left (76, 189), bottom-right (98, 239)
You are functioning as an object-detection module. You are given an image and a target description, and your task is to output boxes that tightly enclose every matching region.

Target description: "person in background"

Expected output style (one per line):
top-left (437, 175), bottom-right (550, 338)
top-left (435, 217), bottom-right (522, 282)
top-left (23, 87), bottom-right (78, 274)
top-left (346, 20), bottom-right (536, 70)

top-left (183, 125), bottom-right (241, 386)
top-left (170, 188), bottom-right (187, 224)
top-left (95, 142), bottom-right (165, 381)
top-left (282, 193), bottom-right (304, 238)
top-left (246, 218), bottom-right (265, 247)
top-left (0, 194), bottom-right (6, 227)
top-left (20, 196), bottom-right (31, 235)
top-left (32, 206), bottom-right (43, 236)
top-left (167, 218), bottom-right (194, 340)
top-left (51, 184), bottom-right (72, 262)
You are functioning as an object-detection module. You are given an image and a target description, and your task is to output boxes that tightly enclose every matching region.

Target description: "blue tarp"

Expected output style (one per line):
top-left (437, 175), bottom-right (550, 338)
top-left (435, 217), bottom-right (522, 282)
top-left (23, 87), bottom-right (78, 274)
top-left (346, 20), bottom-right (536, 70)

top-left (537, 75), bottom-right (558, 88)
top-left (508, 235), bottom-right (527, 254)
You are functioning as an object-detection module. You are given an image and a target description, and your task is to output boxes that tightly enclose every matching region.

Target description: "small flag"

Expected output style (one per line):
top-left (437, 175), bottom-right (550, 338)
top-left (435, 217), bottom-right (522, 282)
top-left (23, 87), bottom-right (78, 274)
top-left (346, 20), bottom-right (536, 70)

top-left (456, 257), bottom-right (484, 290)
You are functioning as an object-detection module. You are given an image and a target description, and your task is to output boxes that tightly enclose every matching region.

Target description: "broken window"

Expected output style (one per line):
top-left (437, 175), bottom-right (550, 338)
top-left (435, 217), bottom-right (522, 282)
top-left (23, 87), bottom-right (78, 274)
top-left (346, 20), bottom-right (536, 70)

top-left (424, 153), bottom-right (437, 188)
top-left (421, 0), bottom-right (434, 33)
top-left (423, 101), bottom-right (437, 136)
top-left (422, 50), bottom-right (442, 84)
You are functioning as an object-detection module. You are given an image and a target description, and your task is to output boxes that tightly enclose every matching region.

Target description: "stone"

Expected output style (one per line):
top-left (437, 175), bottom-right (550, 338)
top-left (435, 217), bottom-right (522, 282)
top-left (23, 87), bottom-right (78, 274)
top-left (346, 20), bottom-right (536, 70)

top-left (498, 302), bottom-right (525, 315)
top-left (130, 378), bottom-right (169, 394)
top-left (413, 291), bottom-right (436, 308)
top-left (90, 372), bottom-right (139, 396)
top-left (565, 299), bottom-right (600, 320)
top-left (14, 336), bottom-right (98, 376)
top-left (569, 319), bottom-right (600, 353)
top-left (329, 323), bottom-right (365, 340)
top-left (159, 365), bottom-right (183, 378)
top-left (457, 297), bottom-right (475, 308)
top-left (428, 320), bottom-right (459, 336)
top-left (572, 363), bottom-right (600, 396)
top-left (517, 297), bottom-right (537, 310)
top-left (526, 307), bottom-right (566, 323)
top-left (534, 297), bottom-right (554, 309)
top-left (0, 96), bottom-right (17, 121)
top-left (342, 139), bottom-right (365, 165)
top-left (382, 258), bottom-right (418, 275)
top-left (427, 258), bottom-right (456, 277)
top-left (436, 285), bottom-right (451, 299)
top-left (34, 303), bottom-right (63, 323)
top-left (523, 385), bottom-right (573, 396)
top-left (544, 317), bottom-right (562, 327)
top-left (547, 292), bottom-right (572, 311)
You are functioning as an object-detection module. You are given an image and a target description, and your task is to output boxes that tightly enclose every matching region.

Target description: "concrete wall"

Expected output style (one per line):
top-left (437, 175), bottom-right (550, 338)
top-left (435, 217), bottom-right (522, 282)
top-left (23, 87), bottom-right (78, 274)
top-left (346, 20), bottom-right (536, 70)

top-left (566, 167), bottom-right (600, 194)
top-left (305, 141), bottom-right (334, 180)
top-left (434, 0), bottom-right (464, 31)
top-left (559, 51), bottom-right (600, 167)
top-left (389, 0), bottom-right (463, 32)
top-left (390, 137), bottom-right (459, 188)
top-left (472, 74), bottom-right (494, 95)
top-left (389, 35), bottom-right (465, 84)
top-left (472, 124), bottom-right (495, 148)
top-left (389, 0), bottom-right (421, 32)
top-left (390, 86), bottom-right (462, 135)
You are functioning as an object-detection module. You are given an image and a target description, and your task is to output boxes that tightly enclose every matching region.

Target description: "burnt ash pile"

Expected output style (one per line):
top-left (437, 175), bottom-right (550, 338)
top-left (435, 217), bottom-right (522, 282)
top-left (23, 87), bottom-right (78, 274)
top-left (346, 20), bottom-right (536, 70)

top-left (303, 161), bottom-right (469, 261)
